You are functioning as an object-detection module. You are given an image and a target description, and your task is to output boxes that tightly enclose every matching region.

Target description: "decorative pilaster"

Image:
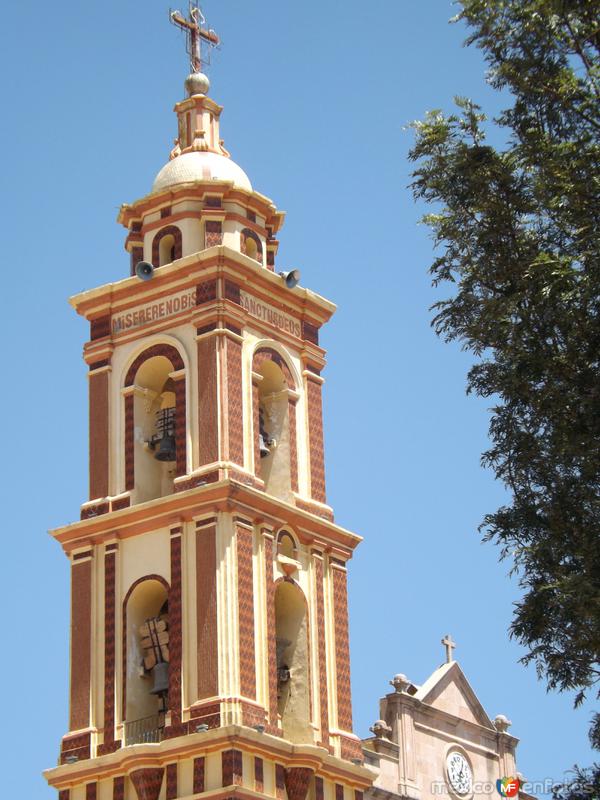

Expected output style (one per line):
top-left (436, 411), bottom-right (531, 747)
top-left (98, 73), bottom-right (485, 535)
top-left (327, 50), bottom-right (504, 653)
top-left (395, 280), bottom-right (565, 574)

top-left (166, 763), bottom-right (178, 800)
top-left (131, 768), bottom-right (164, 800)
top-left (193, 758), bottom-right (205, 793)
top-left (262, 527), bottom-right (279, 732)
top-left (222, 331), bottom-right (244, 466)
top-left (89, 365), bottom-right (110, 500)
top-left (285, 768), bottom-right (313, 800)
top-left (304, 369), bottom-right (326, 503)
top-left (195, 518), bottom-right (218, 702)
top-left (166, 527), bottom-right (183, 731)
top-left (222, 749), bottom-right (243, 786)
top-left (98, 542), bottom-right (120, 754)
top-left (312, 549), bottom-right (330, 747)
top-left (172, 371), bottom-right (187, 477)
top-left (113, 777), bottom-right (125, 800)
top-left (332, 560), bottom-right (352, 732)
top-left (236, 519), bottom-right (257, 701)
top-left (288, 394), bottom-right (299, 493)
top-left (124, 392), bottom-right (135, 491)
top-left (252, 372), bottom-right (263, 476)
top-left (196, 328), bottom-right (219, 466)
top-left (69, 550), bottom-right (93, 732)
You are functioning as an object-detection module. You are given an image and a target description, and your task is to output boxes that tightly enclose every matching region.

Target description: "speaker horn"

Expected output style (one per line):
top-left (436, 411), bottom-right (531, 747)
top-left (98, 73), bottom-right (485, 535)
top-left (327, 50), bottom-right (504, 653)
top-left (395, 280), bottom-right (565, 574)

top-left (279, 269), bottom-right (301, 289)
top-left (135, 261), bottom-right (155, 281)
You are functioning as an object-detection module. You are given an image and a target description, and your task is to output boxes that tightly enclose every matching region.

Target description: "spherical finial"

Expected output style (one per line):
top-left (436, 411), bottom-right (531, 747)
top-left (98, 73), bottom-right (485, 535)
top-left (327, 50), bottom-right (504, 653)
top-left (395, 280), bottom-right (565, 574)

top-left (185, 72), bottom-right (210, 97)
top-left (369, 720), bottom-right (392, 739)
top-left (494, 714), bottom-right (512, 733)
top-left (390, 673), bottom-right (410, 693)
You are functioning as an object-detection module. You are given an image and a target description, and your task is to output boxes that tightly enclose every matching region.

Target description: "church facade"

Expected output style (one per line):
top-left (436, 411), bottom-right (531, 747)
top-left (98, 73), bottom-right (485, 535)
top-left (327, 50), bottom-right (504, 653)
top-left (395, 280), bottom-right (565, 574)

top-left (43, 9), bottom-right (528, 800)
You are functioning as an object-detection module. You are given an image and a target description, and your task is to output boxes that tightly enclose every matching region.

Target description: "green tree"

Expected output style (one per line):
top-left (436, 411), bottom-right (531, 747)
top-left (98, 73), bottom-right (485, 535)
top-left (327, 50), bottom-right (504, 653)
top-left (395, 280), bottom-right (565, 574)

top-left (409, 0), bottom-right (600, 748)
top-left (553, 765), bottom-right (600, 800)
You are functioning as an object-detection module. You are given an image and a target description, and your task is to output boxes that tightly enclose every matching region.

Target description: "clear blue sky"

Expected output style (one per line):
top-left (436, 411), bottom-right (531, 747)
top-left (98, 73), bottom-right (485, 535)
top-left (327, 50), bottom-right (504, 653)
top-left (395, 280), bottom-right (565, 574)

top-left (1, 1), bottom-right (594, 797)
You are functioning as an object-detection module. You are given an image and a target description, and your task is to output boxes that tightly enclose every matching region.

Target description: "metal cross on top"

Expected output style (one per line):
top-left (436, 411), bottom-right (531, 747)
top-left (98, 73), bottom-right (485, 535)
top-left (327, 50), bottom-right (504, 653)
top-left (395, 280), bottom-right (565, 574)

top-left (441, 633), bottom-right (457, 664)
top-left (170, 3), bottom-right (220, 74)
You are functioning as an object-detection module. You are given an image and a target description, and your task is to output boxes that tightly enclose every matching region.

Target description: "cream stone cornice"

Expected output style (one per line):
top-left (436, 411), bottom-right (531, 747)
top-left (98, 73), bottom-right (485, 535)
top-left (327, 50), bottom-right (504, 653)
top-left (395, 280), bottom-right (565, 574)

top-left (414, 702), bottom-right (502, 741)
top-left (50, 479), bottom-right (361, 556)
top-left (86, 364), bottom-right (111, 377)
top-left (44, 724), bottom-right (373, 790)
top-left (413, 717), bottom-right (502, 758)
top-left (302, 369), bottom-right (325, 385)
top-left (174, 94), bottom-right (224, 116)
top-left (69, 246), bottom-right (335, 328)
top-left (118, 182), bottom-right (285, 235)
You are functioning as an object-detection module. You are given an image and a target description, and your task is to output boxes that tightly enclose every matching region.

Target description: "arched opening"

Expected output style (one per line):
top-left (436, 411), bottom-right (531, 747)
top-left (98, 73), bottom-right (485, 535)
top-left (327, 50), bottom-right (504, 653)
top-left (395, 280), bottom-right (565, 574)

top-left (257, 358), bottom-right (292, 501)
top-left (277, 531), bottom-right (297, 559)
top-left (124, 578), bottom-right (169, 744)
top-left (151, 225), bottom-right (182, 268)
top-left (241, 228), bottom-right (263, 264)
top-left (245, 236), bottom-right (258, 260)
top-left (158, 234), bottom-right (175, 266)
top-left (132, 356), bottom-right (178, 503)
top-left (275, 580), bottom-right (312, 743)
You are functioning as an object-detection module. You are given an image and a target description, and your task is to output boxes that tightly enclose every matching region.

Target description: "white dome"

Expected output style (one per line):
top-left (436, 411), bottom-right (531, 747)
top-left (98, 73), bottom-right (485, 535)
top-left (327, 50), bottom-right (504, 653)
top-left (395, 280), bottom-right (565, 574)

top-left (152, 151), bottom-right (252, 193)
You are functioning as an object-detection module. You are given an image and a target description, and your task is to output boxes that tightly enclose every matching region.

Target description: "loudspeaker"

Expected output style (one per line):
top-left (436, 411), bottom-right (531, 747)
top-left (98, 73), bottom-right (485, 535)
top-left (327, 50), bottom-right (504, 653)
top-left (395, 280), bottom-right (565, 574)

top-left (279, 269), bottom-right (301, 289)
top-left (135, 261), bottom-right (155, 281)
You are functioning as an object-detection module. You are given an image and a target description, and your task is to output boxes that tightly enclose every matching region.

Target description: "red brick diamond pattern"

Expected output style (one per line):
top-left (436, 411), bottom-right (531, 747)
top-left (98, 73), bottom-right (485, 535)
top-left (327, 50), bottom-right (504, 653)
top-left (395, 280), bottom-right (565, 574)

top-left (205, 221), bottom-right (223, 248)
top-left (197, 337), bottom-right (219, 465)
top-left (197, 525), bottom-right (218, 700)
top-left (332, 567), bottom-right (353, 732)
top-left (307, 378), bottom-right (326, 503)
top-left (103, 548), bottom-right (116, 744)
top-left (252, 384), bottom-right (261, 477)
top-left (131, 768), bottom-right (165, 800)
top-left (285, 768), bottom-right (313, 800)
top-left (124, 394), bottom-right (134, 491)
top-left (113, 777), bottom-right (125, 800)
top-left (166, 763), bottom-right (177, 800)
top-left (193, 757), bottom-right (205, 793)
top-left (237, 524), bottom-right (256, 699)
top-left (275, 765), bottom-right (286, 800)
top-left (226, 339), bottom-right (244, 466)
top-left (174, 378), bottom-right (187, 477)
top-left (314, 555), bottom-right (329, 745)
top-left (168, 533), bottom-right (182, 724)
top-left (288, 399), bottom-right (299, 493)
top-left (254, 758), bottom-right (264, 793)
top-left (222, 749), bottom-right (243, 786)
top-left (264, 535), bottom-right (279, 730)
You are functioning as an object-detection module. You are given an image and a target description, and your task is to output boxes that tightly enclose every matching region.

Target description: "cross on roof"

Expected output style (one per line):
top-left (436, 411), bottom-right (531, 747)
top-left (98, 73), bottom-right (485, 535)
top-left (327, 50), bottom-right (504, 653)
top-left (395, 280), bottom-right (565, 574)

top-left (441, 633), bottom-right (456, 664)
top-left (170, 3), bottom-right (220, 74)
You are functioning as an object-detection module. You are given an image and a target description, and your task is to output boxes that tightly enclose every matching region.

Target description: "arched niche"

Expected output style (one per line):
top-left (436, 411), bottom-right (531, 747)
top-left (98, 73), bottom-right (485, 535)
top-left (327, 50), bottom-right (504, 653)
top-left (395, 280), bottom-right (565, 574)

top-left (124, 344), bottom-right (186, 502)
top-left (274, 579), bottom-right (312, 743)
top-left (277, 530), bottom-right (297, 559)
top-left (152, 225), bottom-right (183, 267)
top-left (253, 348), bottom-right (297, 501)
top-left (158, 234), bottom-right (175, 266)
top-left (123, 576), bottom-right (169, 743)
top-left (241, 228), bottom-right (263, 264)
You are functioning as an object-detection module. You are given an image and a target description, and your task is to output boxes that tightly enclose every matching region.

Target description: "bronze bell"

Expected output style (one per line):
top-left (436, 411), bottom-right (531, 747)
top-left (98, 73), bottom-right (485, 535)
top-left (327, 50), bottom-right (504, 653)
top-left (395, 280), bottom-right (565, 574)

top-left (259, 433), bottom-right (270, 458)
top-left (150, 661), bottom-right (169, 695)
top-left (155, 434), bottom-right (177, 462)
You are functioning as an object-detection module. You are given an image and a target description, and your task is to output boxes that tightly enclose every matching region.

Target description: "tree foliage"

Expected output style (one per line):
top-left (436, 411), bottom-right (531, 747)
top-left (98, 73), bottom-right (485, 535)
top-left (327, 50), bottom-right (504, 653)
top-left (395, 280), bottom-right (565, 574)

top-left (553, 764), bottom-right (600, 800)
top-left (409, 0), bottom-right (600, 745)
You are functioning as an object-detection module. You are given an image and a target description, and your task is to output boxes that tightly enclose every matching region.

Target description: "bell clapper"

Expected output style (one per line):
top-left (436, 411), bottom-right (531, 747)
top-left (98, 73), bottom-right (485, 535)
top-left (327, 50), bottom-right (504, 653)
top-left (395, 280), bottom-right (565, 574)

top-left (259, 406), bottom-right (275, 458)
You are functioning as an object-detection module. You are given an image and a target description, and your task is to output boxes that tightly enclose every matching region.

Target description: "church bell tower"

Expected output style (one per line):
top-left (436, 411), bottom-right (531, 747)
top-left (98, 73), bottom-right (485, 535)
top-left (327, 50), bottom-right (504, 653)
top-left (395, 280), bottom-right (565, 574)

top-left (44, 8), bottom-right (370, 800)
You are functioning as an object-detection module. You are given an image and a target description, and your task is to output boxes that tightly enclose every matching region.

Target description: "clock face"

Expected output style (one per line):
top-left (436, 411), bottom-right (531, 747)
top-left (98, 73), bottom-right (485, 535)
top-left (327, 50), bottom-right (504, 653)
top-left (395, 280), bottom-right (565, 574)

top-left (446, 751), bottom-right (473, 796)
